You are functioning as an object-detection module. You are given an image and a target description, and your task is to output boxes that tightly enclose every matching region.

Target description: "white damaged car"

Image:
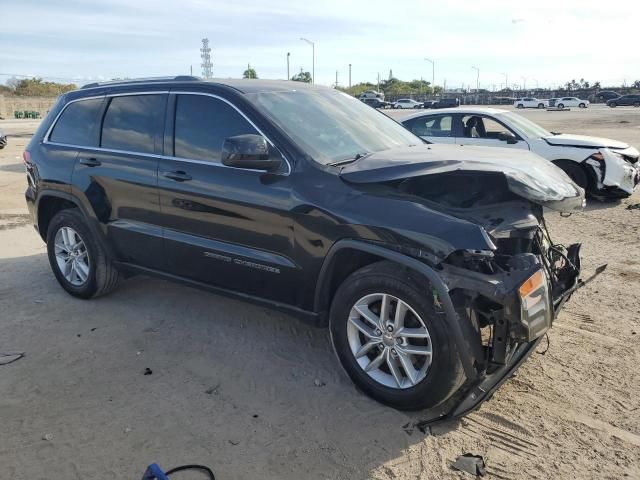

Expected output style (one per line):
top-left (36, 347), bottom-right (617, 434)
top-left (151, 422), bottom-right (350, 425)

top-left (401, 107), bottom-right (640, 199)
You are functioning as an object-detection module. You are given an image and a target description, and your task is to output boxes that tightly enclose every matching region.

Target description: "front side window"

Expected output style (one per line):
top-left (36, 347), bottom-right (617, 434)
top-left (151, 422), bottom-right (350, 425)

top-left (49, 98), bottom-right (103, 146)
top-left (173, 95), bottom-right (259, 162)
top-left (101, 94), bottom-right (166, 154)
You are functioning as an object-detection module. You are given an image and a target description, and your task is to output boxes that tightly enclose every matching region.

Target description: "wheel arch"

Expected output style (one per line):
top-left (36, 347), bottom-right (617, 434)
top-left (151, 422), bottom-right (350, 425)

top-left (552, 158), bottom-right (598, 191)
top-left (314, 239), bottom-right (479, 381)
top-left (36, 191), bottom-right (115, 259)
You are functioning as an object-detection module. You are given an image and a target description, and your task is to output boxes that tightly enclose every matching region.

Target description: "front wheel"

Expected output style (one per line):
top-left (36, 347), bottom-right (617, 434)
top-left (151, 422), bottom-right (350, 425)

top-left (517, 104), bottom-right (524, 109)
top-left (557, 103), bottom-right (565, 109)
top-left (538, 103), bottom-right (545, 109)
top-left (555, 160), bottom-right (589, 191)
top-left (329, 261), bottom-right (463, 410)
top-left (46, 209), bottom-right (119, 299)
top-left (579, 103), bottom-right (586, 108)
top-left (609, 102), bottom-right (617, 108)
top-left (634, 102), bottom-right (640, 107)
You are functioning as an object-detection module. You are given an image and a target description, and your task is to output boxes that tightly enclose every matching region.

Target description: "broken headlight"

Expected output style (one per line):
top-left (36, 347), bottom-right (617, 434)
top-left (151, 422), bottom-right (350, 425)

top-left (518, 269), bottom-right (552, 341)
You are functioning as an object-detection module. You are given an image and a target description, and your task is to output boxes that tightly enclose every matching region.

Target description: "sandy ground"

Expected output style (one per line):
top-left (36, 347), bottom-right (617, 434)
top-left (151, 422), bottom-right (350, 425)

top-left (0, 105), bottom-right (639, 479)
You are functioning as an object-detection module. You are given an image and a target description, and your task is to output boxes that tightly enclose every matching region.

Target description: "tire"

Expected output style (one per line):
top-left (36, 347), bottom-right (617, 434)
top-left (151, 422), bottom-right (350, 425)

top-left (555, 160), bottom-right (589, 191)
top-left (579, 103), bottom-right (586, 108)
top-left (609, 102), bottom-right (617, 108)
top-left (538, 103), bottom-right (544, 109)
top-left (329, 261), bottom-right (464, 410)
top-left (517, 104), bottom-right (524, 109)
top-left (46, 208), bottom-right (119, 299)
top-left (557, 103), bottom-right (565, 109)
top-left (634, 102), bottom-right (640, 107)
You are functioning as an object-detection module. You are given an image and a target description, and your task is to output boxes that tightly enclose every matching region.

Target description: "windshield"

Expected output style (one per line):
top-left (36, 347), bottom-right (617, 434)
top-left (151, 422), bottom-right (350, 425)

top-left (246, 88), bottom-right (421, 165)
top-left (497, 111), bottom-right (552, 139)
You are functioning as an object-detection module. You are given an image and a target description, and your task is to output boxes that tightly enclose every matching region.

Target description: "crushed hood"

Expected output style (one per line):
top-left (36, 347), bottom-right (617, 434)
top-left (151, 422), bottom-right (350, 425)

top-left (340, 144), bottom-right (585, 212)
top-left (543, 133), bottom-right (629, 149)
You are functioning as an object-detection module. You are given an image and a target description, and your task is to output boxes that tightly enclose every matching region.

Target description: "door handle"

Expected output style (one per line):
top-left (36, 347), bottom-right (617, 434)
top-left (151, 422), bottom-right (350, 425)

top-left (162, 170), bottom-right (192, 182)
top-left (78, 157), bottom-right (101, 167)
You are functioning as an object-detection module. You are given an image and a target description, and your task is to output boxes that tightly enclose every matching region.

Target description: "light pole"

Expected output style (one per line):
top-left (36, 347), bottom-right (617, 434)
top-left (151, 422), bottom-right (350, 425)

top-left (287, 52), bottom-right (290, 80)
top-left (424, 58), bottom-right (435, 94)
top-left (471, 66), bottom-right (479, 92)
top-left (521, 76), bottom-right (527, 91)
top-left (348, 63), bottom-right (352, 88)
top-left (502, 73), bottom-right (508, 91)
top-left (533, 78), bottom-right (539, 89)
top-left (300, 38), bottom-right (315, 84)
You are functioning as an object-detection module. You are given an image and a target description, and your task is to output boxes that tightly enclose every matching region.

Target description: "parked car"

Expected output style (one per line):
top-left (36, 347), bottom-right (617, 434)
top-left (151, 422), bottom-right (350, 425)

top-left (423, 100), bottom-right (437, 109)
top-left (393, 98), bottom-right (422, 109)
top-left (26, 77), bottom-right (586, 414)
top-left (513, 98), bottom-right (548, 109)
top-left (597, 91), bottom-right (620, 101)
top-left (362, 97), bottom-right (391, 109)
top-left (607, 94), bottom-right (640, 107)
top-left (430, 98), bottom-right (460, 109)
top-left (553, 97), bottom-right (589, 109)
top-left (0, 128), bottom-right (6, 149)
top-left (359, 90), bottom-right (384, 100)
top-left (401, 107), bottom-right (639, 199)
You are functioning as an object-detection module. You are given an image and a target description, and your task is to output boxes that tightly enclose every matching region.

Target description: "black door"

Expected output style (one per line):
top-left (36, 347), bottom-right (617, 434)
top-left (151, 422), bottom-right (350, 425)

top-left (157, 92), bottom-right (298, 304)
top-left (71, 93), bottom-right (166, 269)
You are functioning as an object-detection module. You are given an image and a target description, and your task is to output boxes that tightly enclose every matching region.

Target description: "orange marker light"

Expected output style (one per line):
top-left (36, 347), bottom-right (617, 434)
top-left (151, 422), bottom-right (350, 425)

top-left (519, 270), bottom-right (544, 298)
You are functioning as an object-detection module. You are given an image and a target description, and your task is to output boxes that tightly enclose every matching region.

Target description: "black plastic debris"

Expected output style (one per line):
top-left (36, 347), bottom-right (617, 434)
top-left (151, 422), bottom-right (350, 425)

top-left (627, 203), bottom-right (640, 211)
top-left (451, 454), bottom-right (486, 477)
top-left (0, 352), bottom-right (24, 366)
top-left (143, 368), bottom-right (153, 375)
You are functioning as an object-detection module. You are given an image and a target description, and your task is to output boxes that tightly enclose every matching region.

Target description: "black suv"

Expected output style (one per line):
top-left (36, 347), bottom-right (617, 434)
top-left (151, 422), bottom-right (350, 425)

top-left (607, 94), bottom-right (640, 107)
top-left (25, 77), bottom-right (586, 415)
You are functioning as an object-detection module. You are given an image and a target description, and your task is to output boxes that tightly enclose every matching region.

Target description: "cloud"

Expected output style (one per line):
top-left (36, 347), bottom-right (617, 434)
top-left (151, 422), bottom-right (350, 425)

top-left (1, 0), bottom-right (638, 87)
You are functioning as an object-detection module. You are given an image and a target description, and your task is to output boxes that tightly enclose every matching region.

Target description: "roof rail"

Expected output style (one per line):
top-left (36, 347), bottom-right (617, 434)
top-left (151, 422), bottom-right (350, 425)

top-left (81, 75), bottom-right (201, 89)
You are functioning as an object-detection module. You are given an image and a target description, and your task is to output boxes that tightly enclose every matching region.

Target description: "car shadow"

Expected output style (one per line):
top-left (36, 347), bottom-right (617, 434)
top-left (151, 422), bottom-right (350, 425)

top-left (584, 198), bottom-right (622, 211)
top-left (0, 163), bottom-right (25, 173)
top-left (0, 252), bottom-right (465, 479)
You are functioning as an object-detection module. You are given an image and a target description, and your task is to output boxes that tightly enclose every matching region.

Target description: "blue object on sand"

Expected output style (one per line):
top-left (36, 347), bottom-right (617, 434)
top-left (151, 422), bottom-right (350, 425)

top-left (141, 463), bottom-right (169, 480)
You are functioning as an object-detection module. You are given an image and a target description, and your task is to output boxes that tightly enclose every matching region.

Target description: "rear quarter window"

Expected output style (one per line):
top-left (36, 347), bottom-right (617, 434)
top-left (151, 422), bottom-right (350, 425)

top-left (49, 98), bottom-right (103, 146)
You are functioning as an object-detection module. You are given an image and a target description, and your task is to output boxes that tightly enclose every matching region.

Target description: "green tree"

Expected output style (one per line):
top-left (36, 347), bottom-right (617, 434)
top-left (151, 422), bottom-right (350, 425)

top-left (633, 80), bottom-right (640, 89)
top-left (242, 64), bottom-right (258, 79)
top-left (11, 78), bottom-right (76, 96)
top-left (291, 69), bottom-right (312, 83)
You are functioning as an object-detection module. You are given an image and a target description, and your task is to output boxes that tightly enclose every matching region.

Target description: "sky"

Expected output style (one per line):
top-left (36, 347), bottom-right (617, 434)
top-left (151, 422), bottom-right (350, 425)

top-left (1, 0), bottom-right (639, 90)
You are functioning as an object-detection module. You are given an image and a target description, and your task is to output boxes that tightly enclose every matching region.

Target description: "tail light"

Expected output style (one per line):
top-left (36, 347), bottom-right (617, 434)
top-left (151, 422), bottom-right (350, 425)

top-left (589, 152), bottom-right (604, 162)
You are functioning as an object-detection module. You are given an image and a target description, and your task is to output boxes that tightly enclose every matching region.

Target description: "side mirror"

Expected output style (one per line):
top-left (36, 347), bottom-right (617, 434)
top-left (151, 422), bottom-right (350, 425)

top-left (498, 131), bottom-right (518, 144)
top-left (221, 134), bottom-right (282, 172)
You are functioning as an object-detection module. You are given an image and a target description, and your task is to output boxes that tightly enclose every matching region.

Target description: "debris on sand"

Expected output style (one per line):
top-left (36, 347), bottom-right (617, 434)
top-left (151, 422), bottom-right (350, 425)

top-left (0, 352), bottom-right (24, 366)
top-left (143, 368), bottom-right (153, 375)
top-left (451, 453), bottom-right (486, 477)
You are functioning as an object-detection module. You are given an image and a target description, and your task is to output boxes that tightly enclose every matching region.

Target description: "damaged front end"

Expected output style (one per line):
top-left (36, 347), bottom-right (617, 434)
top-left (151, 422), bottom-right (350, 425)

top-left (340, 144), bottom-right (602, 420)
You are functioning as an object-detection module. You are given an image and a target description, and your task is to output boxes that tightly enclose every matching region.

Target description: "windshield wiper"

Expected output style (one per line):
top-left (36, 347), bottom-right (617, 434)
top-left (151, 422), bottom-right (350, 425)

top-left (328, 152), bottom-right (371, 167)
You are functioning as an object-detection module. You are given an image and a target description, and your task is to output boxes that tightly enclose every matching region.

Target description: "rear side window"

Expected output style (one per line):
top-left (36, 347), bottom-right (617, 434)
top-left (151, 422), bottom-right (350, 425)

top-left (173, 95), bottom-right (259, 162)
top-left (101, 95), bottom-right (166, 154)
top-left (405, 115), bottom-right (453, 137)
top-left (49, 98), bottom-right (103, 146)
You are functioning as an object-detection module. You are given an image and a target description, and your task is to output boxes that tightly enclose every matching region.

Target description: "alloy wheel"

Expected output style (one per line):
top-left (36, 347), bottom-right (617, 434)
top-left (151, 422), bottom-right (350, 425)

top-left (346, 293), bottom-right (433, 389)
top-left (54, 226), bottom-right (90, 286)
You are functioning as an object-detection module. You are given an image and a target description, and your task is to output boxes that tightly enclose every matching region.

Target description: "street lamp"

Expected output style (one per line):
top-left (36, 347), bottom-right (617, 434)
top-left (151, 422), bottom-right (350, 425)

top-left (471, 66), bottom-right (480, 92)
top-left (502, 73), bottom-right (508, 91)
top-left (533, 78), bottom-right (539, 89)
top-left (521, 76), bottom-right (527, 91)
top-left (424, 58), bottom-right (434, 93)
top-left (287, 52), bottom-right (290, 80)
top-left (300, 38), bottom-right (315, 84)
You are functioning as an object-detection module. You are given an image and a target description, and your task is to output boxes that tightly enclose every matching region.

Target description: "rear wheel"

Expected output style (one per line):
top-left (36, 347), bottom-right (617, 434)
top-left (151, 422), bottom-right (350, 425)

top-left (329, 261), bottom-right (463, 410)
top-left (538, 103), bottom-right (544, 109)
top-left (579, 103), bottom-right (586, 108)
top-left (517, 104), bottom-right (524, 109)
top-left (46, 209), bottom-right (119, 299)
top-left (555, 160), bottom-right (589, 191)
top-left (609, 102), bottom-right (617, 108)
top-left (558, 103), bottom-right (565, 109)
top-left (634, 102), bottom-right (640, 107)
